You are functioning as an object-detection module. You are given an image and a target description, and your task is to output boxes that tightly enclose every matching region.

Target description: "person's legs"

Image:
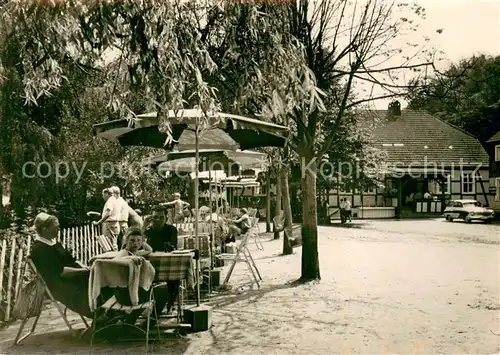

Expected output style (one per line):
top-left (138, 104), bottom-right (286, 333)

top-left (166, 281), bottom-right (180, 313)
top-left (138, 284), bottom-right (171, 327)
top-left (62, 275), bottom-right (114, 319)
top-left (103, 222), bottom-right (120, 249)
top-left (173, 213), bottom-right (184, 223)
top-left (118, 222), bottom-right (128, 249)
top-left (228, 224), bottom-right (241, 238)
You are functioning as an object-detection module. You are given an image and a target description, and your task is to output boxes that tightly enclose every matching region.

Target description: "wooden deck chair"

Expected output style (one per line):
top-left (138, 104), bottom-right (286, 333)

top-left (96, 234), bottom-right (117, 252)
top-left (89, 268), bottom-right (162, 354)
top-left (217, 229), bottom-right (262, 289)
top-left (14, 260), bottom-right (90, 345)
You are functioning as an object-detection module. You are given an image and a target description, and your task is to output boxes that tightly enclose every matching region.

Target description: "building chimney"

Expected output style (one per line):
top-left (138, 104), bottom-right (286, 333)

top-left (387, 100), bottom-right (401, 119)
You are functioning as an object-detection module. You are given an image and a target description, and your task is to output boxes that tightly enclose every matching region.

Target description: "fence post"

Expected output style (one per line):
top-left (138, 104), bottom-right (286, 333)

top-left (0, 238), bottom-right (6, 320)
top-left (5, 235), bottom-right (16, 321)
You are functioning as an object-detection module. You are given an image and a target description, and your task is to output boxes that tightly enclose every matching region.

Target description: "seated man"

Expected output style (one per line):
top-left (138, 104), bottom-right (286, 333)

top-left (225, 208), bottom-right (252, 242)
top-left (30, 212), bottom-right (113, 318)
top-left (145, 206), bottom-right (178, 252)
top-left (144, 206), bottom-right (179, 315)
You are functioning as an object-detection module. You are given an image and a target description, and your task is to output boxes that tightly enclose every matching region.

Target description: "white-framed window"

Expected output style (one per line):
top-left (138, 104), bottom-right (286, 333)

top-left (495, 145), bottom-right (500, 162)
top-left (435, 175), bottom-right (451, 194)
top-left (496, 178), bottom-right (500, 201)
top-left (364, 187), bottom-right (375, 194)
top-left (462, 173), bottom-right (475, 194)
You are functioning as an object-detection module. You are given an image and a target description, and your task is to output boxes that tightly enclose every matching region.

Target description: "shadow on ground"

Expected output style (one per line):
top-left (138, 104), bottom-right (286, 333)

top-left (323, 222), bottom-right (366, 228)
top-left (2, 327), bottom-right (191, 355)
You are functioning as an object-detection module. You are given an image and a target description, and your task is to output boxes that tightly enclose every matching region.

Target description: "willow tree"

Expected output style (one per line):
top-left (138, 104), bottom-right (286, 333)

top-left (3, 0), bottom-right (435, 281)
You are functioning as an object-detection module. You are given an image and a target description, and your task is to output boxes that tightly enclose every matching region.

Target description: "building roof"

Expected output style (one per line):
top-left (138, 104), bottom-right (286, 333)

top-left (360, 109), bottom-right (489, 166)
top-left (486, 130), bottom-right (500, 144)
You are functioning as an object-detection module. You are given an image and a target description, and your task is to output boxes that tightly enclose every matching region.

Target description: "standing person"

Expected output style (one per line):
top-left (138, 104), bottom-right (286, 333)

top-left (339, 198), bottom-right (346, 223)
top-left (110, 186), bottom-right (130, 248)
top-left (160, 193), bottom-right (190, 223)
top-left (344, 198), bottom-right (352, 222)
top-left (144, 206), bottom-right (179, 314)
top-left (93, 188), bottom-right (120, 249)
top-left (128, 207), bottom-right (143, 231)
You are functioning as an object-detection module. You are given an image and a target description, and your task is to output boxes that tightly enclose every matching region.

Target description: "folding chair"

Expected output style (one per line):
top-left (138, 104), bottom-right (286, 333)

top-left (89, 262), bottom-right (162, 354)
top-left (247, 208), bottom-right (257, 217)
top-left (183, 234), bottom-right (212, 294)
top-left (14, 260), bottom-right (90, 345)
top-left (217, 230), bottom-right (262, 289)
top-left (249, 217), bottom-right (263, 250)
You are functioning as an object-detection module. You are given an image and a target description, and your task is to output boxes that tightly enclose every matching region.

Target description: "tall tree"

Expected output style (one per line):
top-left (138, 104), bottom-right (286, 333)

top-left (236, 1), bottom-right (434, 280)
top-left (407, 55), bottom-right (500, 144)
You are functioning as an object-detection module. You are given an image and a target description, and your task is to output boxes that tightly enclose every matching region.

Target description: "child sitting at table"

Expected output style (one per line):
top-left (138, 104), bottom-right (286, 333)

top-left (116, 228), bottom-right (153, 257)
top-left (112, 229), bottom-right (170, 326)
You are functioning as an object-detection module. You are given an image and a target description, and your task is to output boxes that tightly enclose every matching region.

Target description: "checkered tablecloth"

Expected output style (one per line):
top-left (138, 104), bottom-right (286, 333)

top-left (146, 252), bottom-right (195, 288)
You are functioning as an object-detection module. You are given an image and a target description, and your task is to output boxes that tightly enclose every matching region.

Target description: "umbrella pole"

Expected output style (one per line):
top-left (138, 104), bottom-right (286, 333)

top-left (195, 123), bottom-right (201, 307)
top-left (208, 167), bottom-right (214, 272)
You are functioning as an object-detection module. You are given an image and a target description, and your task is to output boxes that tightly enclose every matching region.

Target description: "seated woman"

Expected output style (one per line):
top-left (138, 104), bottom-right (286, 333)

top-left (224, 208), bottom-right (252, 243)
top-left (30, 212), bottom-right (113, 318)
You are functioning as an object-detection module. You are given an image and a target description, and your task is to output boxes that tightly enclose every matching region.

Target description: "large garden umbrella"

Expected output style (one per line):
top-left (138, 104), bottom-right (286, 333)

top-left (94, 109), bottom-right (287, 303)
top-left (93, 109), bottom-right (287, 150)
top-left (143, 149), bottom-right (268, 172)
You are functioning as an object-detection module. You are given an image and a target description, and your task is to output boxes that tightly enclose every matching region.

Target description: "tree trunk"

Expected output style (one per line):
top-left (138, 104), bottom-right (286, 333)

top-left (265, 170), bottom-right (271, 233)
top-left (281, 165), bottom-right (293, 255)
top-left (300, 155), bottom-right (320, 281)
top-left (274, 166), bottom-right (282, 240)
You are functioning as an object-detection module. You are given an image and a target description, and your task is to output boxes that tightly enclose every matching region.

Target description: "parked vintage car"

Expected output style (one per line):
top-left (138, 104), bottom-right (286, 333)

top-left (443, 199), bottom-right (495, 223)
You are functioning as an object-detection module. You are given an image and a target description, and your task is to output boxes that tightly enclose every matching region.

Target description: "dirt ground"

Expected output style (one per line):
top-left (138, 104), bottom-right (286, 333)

top-left (0, 219), bottom-right (499, 354)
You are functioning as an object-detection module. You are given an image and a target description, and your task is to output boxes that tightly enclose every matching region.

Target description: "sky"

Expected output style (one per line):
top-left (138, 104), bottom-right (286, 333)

top-left (101, 0), bottom-right (500, 111)
top-left (370, 0), bottom-right (500, 109)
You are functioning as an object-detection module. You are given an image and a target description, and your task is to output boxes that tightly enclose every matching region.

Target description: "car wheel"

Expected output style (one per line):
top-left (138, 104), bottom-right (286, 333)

top-left (465, 214), bottom-right (472, 223)
top-left (446, 215), bottom-right (453, 222)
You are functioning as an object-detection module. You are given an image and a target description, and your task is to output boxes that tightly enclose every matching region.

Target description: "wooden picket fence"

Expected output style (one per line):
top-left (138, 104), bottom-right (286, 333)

top-left (0, 223), bottom-right (104, 322)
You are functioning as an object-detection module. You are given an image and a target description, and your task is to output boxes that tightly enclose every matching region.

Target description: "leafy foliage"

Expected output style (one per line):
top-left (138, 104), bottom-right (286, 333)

top-left (0, 32), bottom-right (165, 225)
top-left (407, 55), bottom-right (500, 144)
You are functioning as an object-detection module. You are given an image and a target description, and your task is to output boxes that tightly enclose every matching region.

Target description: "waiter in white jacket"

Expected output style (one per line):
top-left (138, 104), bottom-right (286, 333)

top-left (93, 188), bottom-right (120, 249)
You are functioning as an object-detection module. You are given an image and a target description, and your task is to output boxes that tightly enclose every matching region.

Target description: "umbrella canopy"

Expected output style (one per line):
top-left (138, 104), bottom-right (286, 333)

top-left (157, 158), bottom-right (199, 173)
top-left (144, 149), bottom-right (268, 173)
top-left (93, 109), bottom-right (288, 150)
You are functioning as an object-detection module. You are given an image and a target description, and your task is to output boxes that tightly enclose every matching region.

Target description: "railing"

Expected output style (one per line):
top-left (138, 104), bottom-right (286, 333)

top-left (0, 223), bottom-right (104, 323)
